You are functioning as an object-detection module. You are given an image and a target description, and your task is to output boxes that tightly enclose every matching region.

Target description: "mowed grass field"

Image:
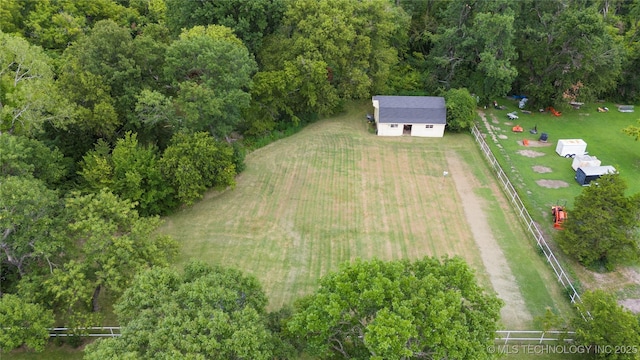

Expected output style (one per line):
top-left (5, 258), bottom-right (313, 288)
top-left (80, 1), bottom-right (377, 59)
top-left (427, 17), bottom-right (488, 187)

top-left (158, 101), bottom-right (574, 330)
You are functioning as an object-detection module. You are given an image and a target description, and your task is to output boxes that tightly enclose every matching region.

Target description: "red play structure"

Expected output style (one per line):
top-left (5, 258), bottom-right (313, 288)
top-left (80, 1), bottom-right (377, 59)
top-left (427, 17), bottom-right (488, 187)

top-left (547, 107), bottom-right (562, 116)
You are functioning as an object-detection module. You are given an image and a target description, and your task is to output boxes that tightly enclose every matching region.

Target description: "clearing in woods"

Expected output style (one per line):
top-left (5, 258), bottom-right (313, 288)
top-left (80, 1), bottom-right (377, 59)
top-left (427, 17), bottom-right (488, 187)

top-left (159, 104), bottom-right (570, 329)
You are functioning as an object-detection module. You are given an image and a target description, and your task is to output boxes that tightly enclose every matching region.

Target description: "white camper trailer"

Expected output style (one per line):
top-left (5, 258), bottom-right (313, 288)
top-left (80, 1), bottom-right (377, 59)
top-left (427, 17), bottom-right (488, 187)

top-left (556, 139), bottom-right (587, 158)
top-left (571, 154), bottom-right (601, 171)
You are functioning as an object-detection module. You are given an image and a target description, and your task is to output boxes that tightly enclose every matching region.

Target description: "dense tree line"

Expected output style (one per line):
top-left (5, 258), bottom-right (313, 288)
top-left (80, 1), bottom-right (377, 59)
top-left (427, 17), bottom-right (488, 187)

top-left (2, 0), bottom-right (640, 356)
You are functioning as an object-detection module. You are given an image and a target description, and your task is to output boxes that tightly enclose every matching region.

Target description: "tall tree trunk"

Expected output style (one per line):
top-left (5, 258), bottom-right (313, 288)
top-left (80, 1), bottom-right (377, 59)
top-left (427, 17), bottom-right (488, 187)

top-left (92, 284), bottom-right (102, 312)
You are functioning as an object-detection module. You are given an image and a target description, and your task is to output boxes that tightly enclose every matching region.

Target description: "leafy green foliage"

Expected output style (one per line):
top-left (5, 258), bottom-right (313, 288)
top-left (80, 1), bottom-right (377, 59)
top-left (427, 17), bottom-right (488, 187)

top-left (57, 20), bottom-right (143, 136)
top-left (444, 88), bottom-right (477, 132)
top-left (84, 261), bottom-right (276, 360)
top-left (573, 290), bottom-right (640, 360)
top-left (623, 119), bottom-right (640, 141)
top-left (79, 132), bottom-right (175, 215)
top-left (514, 2), bottom-right (623, 107)
top-left (246, 57), bottom-right (341, 135)
top-left (63, 190), bottom-right (178, 311)
top-left (558, 174), bottom-right (640, 270)
top-left (164, 25), bottom-right (257, 138)
top-left (159, 132), bottom-right (236, 205)
top-left (0, 294), bottom-right (54, 352)
top-left (288, 257), bottom-right (503, 359)
top-left (131, 89), bottom-right (175, 147)
top-left (24, 0), bottom-right (134, 51)
top-left (258, 0), bottom-right (409, 119)
top-left (0, 31), bottom-right (73, 135)
top-left (0, 176), bottom-right (65, 280)
top-left (471, 5), bottom-right (518, 103)
top-left (0, 0), bottom-right (26, 35)
top-left (0, 134), bottom-right (69, 187)
top-left (165, 0), bottom-right (285, 53)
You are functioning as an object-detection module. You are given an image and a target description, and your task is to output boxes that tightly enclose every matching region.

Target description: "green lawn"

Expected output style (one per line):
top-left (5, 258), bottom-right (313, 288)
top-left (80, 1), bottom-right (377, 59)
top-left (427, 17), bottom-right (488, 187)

top-left (158, 101), bottom-right (574, 327)
top-left (480, 99), bottom-right (640, 292)
top-left (482, 100), bottom-right (640, 215)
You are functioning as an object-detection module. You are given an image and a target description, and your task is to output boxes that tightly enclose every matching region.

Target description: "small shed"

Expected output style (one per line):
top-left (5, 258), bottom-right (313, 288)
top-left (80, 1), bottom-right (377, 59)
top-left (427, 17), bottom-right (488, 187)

top-left (571, 155), bottom-right (601, 171)
top-left (555, 139), bottom-right (587, 157)
top-left (372, 96), bottom-right (446, 137)
top-left (575, 166), bottom-right (616, 186)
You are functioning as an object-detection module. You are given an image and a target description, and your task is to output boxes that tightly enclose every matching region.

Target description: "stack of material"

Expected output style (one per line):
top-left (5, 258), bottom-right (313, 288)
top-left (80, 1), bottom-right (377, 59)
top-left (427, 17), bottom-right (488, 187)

top-left (571, 155), bottom-right (601, 171)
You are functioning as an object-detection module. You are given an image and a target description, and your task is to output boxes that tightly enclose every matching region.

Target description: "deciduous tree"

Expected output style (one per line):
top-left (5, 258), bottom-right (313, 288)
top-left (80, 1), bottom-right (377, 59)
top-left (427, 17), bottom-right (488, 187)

top-left (24, 0), bottom-right (133, 51)
top-left (260, 0), bottom-right (409, 102)
top-left (84, 261), bottom-right (276, 360)
top-left (0, 176), bottom-right (65, 281)
top-left (164, 25), bottom-right (257, 138)
top-left (57, 20), bottom-right (143, 135)
top-left (514, 2), bottom-right (623, 107)
top-left (64, 190), bottom-right (178, 311)
top-left (0, 31), bottom-right (73, 135)
top-left (288, 257), bottom-right (503, 359)
top-left (0, 294), bottom-right (53, 352)
top-left (159, 132), bottom-right (236, 205)
top-left (443, 87), bottom-right (477, 132)
top-left (558, 174), bottom-right (640, 270)
top-left (165, 0), bottom-right (285, 54)
top-left (0, 134), bottom-right (69, 187)
top-left (573, 290), bottom-right (640, 360)
top-left (79, 132), bottom-right (174, 215)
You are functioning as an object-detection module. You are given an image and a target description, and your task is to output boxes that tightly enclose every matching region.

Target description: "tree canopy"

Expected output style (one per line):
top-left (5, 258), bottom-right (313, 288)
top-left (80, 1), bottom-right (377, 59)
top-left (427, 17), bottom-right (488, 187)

top-left (159, 132), bottom-right (236, 205)
top-left (287, 257), bottom-right (503, 359)
top-left (0, 294), bottom-right (53, 352)
top-left (164, 25), bottom-right (257, 138)
top-left (84, 261), bottom-right (276, 360)
top-left (573, 290), bottom-right (640, 360)
top-left (558, 174), bottom-right (640, 270)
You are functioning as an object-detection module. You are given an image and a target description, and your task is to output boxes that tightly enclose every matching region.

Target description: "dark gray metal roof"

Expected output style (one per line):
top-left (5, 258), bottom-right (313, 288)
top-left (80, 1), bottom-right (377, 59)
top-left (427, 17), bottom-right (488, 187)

top-left (373, 96), bottom-right (446, 124)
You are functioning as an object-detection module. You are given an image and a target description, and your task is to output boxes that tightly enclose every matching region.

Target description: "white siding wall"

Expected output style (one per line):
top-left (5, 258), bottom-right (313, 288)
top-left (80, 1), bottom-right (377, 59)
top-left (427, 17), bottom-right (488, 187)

top-left (411, 124), bottom-right (445, 137)
top-left (373, 100), bottom-right (380, 122)
top-left (377, 123), bottom-right (404, 136)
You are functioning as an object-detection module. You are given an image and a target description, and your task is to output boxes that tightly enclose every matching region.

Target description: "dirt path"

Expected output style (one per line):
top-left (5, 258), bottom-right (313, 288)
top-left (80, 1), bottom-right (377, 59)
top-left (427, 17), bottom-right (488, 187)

top-left (446, 151), bottom-right (533, 327)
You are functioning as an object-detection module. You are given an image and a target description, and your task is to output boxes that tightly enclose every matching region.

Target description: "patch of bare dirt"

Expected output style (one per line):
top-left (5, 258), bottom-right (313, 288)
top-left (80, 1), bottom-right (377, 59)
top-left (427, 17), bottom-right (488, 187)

top-left (517, 149), bottom-right (546, 157)
top-left (619, 299), bottom-right (640, 314)
top-left (447, 151), bottom-right (533, 327)
top-left (498, 135), bottom-right (508, 139)
top-left (532, 166), bottom-right (552, 173)
top-left (536, 179), bottom-right (570, 188)
top-left (518, 140), bottom-right (553, 147)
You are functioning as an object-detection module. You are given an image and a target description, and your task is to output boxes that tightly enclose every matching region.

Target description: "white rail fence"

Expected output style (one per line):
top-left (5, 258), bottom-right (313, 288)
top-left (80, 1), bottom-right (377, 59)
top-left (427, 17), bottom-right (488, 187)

top-left (495, 330), bottom-right (575, 344)
top-left (46, 327), bottom-right (575, 344)
top-left (470, 125), bottom-right (583, 307)
top-left (49, 327), bottom-right (121, 337)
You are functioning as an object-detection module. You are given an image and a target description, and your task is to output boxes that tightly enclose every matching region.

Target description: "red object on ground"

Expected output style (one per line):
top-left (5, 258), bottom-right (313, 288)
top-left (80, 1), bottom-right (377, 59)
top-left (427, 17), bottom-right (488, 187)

top-left (551, 205), bottom-right (567, 229)
top-left (547, 107), bottom-right (562, 116)
top-left (523, 139), bottom-right (529, 146)
top-left (512, 125), bottom-right (523, 132)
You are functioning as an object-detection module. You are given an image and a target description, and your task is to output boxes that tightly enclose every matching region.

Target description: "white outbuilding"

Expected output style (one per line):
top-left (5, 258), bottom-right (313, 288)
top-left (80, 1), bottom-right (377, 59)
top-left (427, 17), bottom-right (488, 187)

top-left (372, 96), bottom-right (447, 137)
